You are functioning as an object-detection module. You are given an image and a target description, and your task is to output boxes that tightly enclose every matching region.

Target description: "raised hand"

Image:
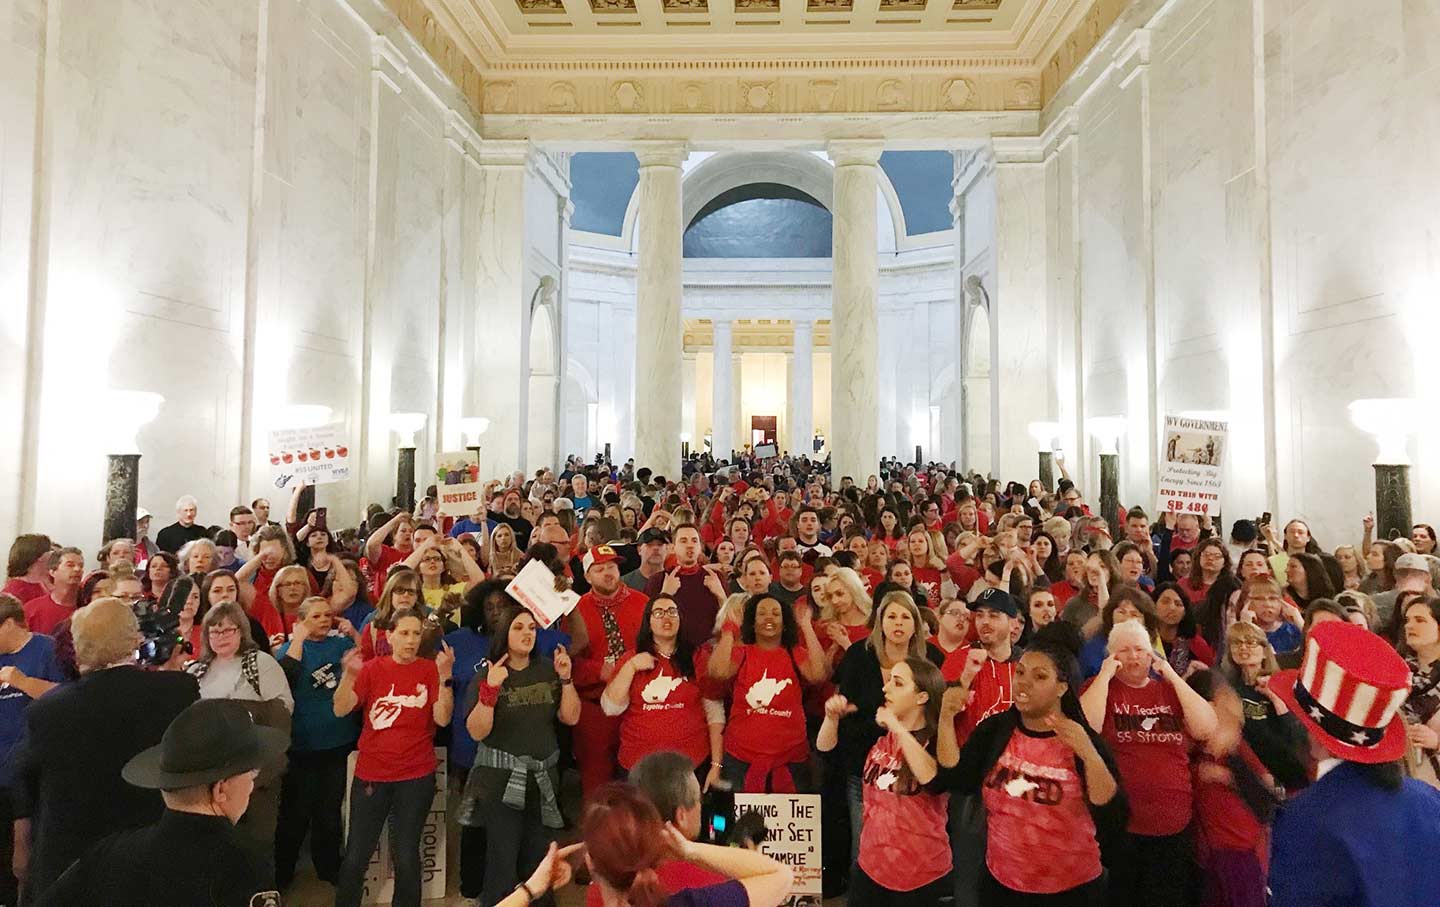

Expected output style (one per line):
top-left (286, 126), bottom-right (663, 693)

top-left (959, 648), bottom-right (988, 686)
top-left (341, 648), bottom-right (364, 676)
top-left (553, 644), bottom-right (572, 681)
top-left (486, 654), bottom-right (510, 687)
top-left (875, 706), bottom-right (901, 731)
top-left (824, 694), bottom-right (858, 721)
top-left (662, 570), bottom-right (682, 596)
top-left (1097, 654), bottom-right (1122, 680)
top-left (1046, 713), bottom-right (1095, 755)
top-left (629, 652), bottom-right (657, 673)
top-left (435, 642), bottom-right (455, 679)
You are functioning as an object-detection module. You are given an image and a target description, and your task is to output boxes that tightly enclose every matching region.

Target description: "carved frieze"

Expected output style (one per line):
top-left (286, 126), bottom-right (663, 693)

top-left (516, 0), bottom-right (566, 11)
top-left (591, 0), bottom-right (638, 12)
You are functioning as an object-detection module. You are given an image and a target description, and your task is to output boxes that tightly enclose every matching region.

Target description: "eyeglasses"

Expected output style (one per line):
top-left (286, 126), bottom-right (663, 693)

top-left (208, 625), bottom-right (240, 638)
top-left (276, 581), bottom-right (308, 589)
top-left (1230, 640), bottom-right (1263, 650)
top-left (651, 607), bottom-right (680, 619)
top-left (392, 587), bottom-right (420, 596)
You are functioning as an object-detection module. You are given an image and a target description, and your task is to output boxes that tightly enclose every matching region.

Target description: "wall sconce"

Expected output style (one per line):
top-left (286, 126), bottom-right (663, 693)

top-left (1350, 398), bottom-right (1421, 539)
top-left (101, 391), bottom-right (164, 543)
top-left (389, 412), bottom-right (427, 512)
top-left (1087, 416), bottom-right (1127, 538)
top-left (680, 431), bottom-right (692, 459)
top-left (1028, 421), bottom-right (1061, 491)
top-left (460, 416), bottom-right (490, 448)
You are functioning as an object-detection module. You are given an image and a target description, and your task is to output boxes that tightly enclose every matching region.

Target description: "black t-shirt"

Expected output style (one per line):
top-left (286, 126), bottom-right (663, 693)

top-left (464, 658), bottom-right (562, 807)
top-left (156, 522), bottom-right (208, 555)
top-left (42, 810), bottom-right (275, 907)
top-left (492, 513), bottom-right (534, 550)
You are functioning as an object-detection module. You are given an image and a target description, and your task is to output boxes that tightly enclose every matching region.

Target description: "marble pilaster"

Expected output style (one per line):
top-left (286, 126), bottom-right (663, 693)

top-left (711, 320), bottom-right (734, 458)
top-left (789, 320), bottom-right (814, 456)
top-left (828, 140), bottom-right (884, 482)
top-left (632, 142), bottom-right (688, 474)
top-left (732, 352), bottom-right (744, 455)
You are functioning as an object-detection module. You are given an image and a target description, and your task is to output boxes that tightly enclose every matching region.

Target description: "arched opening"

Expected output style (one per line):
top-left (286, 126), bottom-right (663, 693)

top-left (964, 298), bottom-right (992, 475)
top-left (526, 281), bottom-right (559, 471)
top-left (684, 183), bottom-right (832, 258)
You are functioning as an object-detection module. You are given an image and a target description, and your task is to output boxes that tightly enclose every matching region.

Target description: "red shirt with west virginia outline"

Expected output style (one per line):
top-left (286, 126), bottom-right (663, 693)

top-left (353, 656), bottom-right (440, 782)
top-left (721, 644), bottom-right (809, 764)
top-left (615, 650), bottom-right (709, 769)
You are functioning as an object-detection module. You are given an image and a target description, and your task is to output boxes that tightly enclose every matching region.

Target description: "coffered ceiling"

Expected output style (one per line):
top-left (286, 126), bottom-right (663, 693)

top-left (385, 0), bottom-right (1127, 121)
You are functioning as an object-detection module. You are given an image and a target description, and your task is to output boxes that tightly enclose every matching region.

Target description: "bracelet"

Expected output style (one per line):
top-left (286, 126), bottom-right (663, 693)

top-left (478, 682), bottom-right (501, 707)
top-left (559, 676), bottom-right (573, 684)
top-left (515, 881), bottom-right (537, 903)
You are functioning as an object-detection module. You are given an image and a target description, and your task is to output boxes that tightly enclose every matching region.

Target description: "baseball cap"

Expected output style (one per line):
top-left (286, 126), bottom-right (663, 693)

top-left (972, 588), bottom-right (1019, 618)
top-left (1395, 553), bottom-right (1430, 573)
top-left (583, 544), bottom-right (621, 573)
top-left (638, 528), bottom-right (671, 545)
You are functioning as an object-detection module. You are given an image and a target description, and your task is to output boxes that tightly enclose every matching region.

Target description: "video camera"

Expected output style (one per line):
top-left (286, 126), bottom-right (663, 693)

top-left (133, 574), bottom-right (195, 667)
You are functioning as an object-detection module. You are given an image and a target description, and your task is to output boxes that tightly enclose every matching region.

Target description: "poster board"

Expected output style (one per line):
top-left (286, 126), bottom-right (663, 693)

top-left (754, 443), bottom-right (778, 460)
top-left (266, 425), bottom-right (351, 491)
top-left (732, 793), bottom-right (822, 906)
top-left (344, 748), bottom-right (447, 904)
top-left (506, 559), bottom-right (581, 628)
top-left (436, 450), bottom-right (483, 517)
top-left (1157, 415), bottom-right (1227, 516)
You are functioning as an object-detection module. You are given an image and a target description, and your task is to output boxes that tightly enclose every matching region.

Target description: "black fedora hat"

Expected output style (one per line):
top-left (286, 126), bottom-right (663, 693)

top-left (122, 699), bottom-right (289, 790)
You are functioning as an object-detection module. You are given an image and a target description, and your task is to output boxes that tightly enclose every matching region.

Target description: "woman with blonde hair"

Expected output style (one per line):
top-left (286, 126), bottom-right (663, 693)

top-left (1333, 544), bottom-right (1368, 592)
top-left (821, 567), bottom-right (873, 656)
top-left (269, 564), bottom-right (314, 638)
top-left (901, 528), bottom-right (946, 606)
top-left (178, 537), bottom-right (218, 578)
top-left (1219, 619), bottom-right (1308, 791)
top-left (488, 523), bottom-right (521, 577)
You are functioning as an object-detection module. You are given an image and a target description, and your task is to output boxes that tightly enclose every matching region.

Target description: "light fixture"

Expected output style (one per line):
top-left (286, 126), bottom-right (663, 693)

top-left (1087, 416), bottom-right (1128, 456)
top-left (1348, 398), bottom-right (1421, 465)
top-left (680, 432), bottom-right (692, 443)
top-left (460, 416), bottom-right (490, 447)
top-left (389, 412), bottom-right (427, 448)
top-left (1027, 421), bottom-right (1061, 453)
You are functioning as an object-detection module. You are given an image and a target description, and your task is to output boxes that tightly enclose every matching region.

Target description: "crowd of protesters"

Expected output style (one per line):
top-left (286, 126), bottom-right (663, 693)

top-left (2, 448), bottom-right (1439, 906)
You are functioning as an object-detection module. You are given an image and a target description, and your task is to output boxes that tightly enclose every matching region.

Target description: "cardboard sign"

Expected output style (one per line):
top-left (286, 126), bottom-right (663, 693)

top-left (267, 425), bottom-right (351, 491)
top-left (732, 793), bottom-right (822, 905)
top-left (754, 443), bottom-right (778, 460)
top-left (1158, 415), bottom-right (1227, 516)
top-left (505, 559), bottom-right (581, 628)
top-left (438, 483), bottom-right (484, 517)
top-left (344, 748), bottom-right (447, 904)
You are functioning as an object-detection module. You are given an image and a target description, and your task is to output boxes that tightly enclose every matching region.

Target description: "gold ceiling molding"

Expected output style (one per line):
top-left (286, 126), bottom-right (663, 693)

top-left (684, 319), bottom-right (833, 352)
top-left (1039, 0), bottom-right (1126, 104)
top-left (386, 0), bottom-right (487, 112)
top-left (483, 55), bottom-right (1037, 72)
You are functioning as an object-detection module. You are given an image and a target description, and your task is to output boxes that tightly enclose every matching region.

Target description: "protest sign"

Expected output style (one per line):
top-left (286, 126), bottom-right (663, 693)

top-left (344, 748), bottom-right (447, 904)
top-left (1158, 415), bottom-right (1227, 516)
top-left (436, 450), bottom-right (483, 517)
top-left (267, 425), bottom-right (350, 491)
top-left (506, 559), bottom-right (581, 628)
top-left (732, 793), bottom-right (822, 906)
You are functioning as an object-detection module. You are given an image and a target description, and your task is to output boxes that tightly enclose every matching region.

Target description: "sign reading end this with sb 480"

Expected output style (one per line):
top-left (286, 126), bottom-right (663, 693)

top-left (1157, 415), bottom-right (1227, 516)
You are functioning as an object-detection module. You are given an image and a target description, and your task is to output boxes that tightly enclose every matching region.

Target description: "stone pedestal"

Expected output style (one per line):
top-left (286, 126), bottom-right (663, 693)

top-left (396, 447), bottom-right (417, 513)
top-left (1374, 464), bottom-right (1412, 542)
top-left (632, 142), bottom-right (688, 474)
top-left (1100, 453), bottom-right (1121, 540)
top-left (103, 454), bottom-right (140, 544)
top-left (1038, 451), bottom-right (1055, 491)
top-left (829, 140), bottom-right (884, 483)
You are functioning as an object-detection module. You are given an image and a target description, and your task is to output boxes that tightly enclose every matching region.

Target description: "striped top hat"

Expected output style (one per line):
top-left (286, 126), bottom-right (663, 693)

top-left (1271, 621), bottom-right (1412, 763)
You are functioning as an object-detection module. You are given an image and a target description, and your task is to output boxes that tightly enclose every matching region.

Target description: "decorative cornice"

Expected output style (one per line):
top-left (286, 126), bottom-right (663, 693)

top-left (1038, 0), bottom-right (1128, 107)
top-left (384, 0), bottom-right (487, 113)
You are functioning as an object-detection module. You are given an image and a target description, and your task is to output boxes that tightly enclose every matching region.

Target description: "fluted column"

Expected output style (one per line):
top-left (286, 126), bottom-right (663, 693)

top-left (712, 320), bottom-right (734, 459)
top-left (829, 140), bottom-right (884, 482)
top-left (789, 320), bottom-right (814, 455)
top-left (632, 142), bottom-right (688, 473)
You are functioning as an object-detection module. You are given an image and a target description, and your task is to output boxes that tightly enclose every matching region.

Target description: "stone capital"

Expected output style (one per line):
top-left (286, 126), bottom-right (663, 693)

top-left (827, 140), bottom-right (885, 168)
top-left (476, 139), bottom-right (533, 168)
top-left (634, 141), bottom-right (689, 170)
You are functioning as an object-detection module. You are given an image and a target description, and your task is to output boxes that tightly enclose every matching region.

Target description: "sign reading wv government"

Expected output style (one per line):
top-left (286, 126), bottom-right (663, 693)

top-left (1158, 414), bottom-right (1227, 517)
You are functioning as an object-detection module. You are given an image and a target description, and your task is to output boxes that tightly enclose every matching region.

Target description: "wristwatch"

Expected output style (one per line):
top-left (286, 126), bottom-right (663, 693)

top-left (442, 678), bottom-right (455, 689)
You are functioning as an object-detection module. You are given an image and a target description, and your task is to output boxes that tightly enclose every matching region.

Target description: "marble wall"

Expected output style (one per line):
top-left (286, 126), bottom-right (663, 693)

top-left (1, 0), bottom-right (566, 554)
top-left (984, 0), bottom-right (1440, 543)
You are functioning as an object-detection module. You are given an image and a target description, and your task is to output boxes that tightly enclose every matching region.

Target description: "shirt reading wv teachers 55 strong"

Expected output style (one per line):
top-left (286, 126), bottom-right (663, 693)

top-left (1086, 675), bottom-right (1194, 836)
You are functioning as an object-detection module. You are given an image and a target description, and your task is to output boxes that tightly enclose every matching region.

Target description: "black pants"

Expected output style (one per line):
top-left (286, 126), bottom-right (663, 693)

top-left (849, 866), bottom-right (951, 907)
top-left (481, 797), bottom-right (554, 907)
top-left (1107, 829), bottom-right (1196, 907)
top-left (274, 745), bottom-right (349, 890)
top-left (0, 788), bottom-right (15, 907)
top-left (980, 866), bottom-right (1106, 906)
top-left (335, 773), bottom-right (434, 907)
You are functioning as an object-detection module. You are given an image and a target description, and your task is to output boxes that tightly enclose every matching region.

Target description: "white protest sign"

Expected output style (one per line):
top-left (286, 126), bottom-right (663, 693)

top-left (505, 558), bottom-right (581, 628)
top-left (438, 482), bottom-right (484, 517)
top-left (343, 748), bottom-right (447, 904)
top-left (1158, 414), bottom-right (1227, 516)
top-left (732, 793), bottom-right (822, 904)
top-left (267, 425), bottom-right (351, 491)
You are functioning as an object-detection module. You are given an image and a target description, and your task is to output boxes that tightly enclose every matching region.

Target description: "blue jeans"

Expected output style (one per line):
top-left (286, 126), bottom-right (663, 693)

top-left (335, 773), bottom-right (435, 907)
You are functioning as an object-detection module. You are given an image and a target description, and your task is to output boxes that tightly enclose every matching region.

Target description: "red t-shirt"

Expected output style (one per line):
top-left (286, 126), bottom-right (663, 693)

top-left (912, 567), bottom-right (943, 605)
top-left (22, 594), bottom-right (75, 636)
top-left (583, 860), bottom-right (726, 907)
top-left (3, 579), bottom-right (47, 605)
top-left (1086, 675), bottom-right (1193, 836)
top-left (353, 656), bottom-right (440, 782)
top-left (1177, 578), bottom-right (1211, 604)
top-left (369, 544), bottom-right (409, 600)
top-left (1049, 581), bottom-right (1080, 607)
top-left (943, 646), bottom-right (1017, 746)
top-left (616, 651), bottom-right (709, 769)
top-left (982, 726), bottom-right (1102, 894)
top-left (860, 568), bottom-right (884, 594)
top-left (247, 567), bottom-right (285, 640)
top-left (723, 644), bottom-right (810, 766)
top-left (858, 731), bottom-right (951, 892)
top-left (944, 556), bottom-right (981, 597)
top-left (1193, 742), bottom-right (1269, 853)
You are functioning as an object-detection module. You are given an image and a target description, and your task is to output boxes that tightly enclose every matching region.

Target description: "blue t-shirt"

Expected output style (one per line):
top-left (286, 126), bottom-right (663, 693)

top-left (341, 599), bottom-right (374, 630)
top-left (1266, 621), bottom-right (1303, 656)
top-left (274, 634), bottom-right (359, 752)
top-left (0, 634), bottom-right (63, 788)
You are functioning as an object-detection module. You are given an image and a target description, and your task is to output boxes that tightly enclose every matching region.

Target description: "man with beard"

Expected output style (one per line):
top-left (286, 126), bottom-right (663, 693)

top-left (569, 545), bottom-right (649, 795)
top-left (643, 524), bottom-right (726, 652)
top-left (622, 529), bottom-right (670, 593)
top-left (489, 487), bottom-right (533, 550)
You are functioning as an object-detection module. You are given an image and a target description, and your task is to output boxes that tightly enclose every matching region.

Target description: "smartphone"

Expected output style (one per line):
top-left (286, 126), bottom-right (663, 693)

top-left (314, 507), bottom-right (328, 533)
top-left (1260, 512), bottom-right (1271, 526)
top-left (701, 783), bottom-right (735, 844)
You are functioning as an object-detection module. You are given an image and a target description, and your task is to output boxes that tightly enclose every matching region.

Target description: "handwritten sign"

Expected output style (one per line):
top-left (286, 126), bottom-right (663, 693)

top-left (267, 425), bottom-right (350, 491)
top-left (732, 793), bottom-right (821, 905)
top-left (505, 559), bottom-right (580, 628)
top-left (344, 748), bottom-right (447, 904)
top-left (1158, 415), bottom-right (1227, 516)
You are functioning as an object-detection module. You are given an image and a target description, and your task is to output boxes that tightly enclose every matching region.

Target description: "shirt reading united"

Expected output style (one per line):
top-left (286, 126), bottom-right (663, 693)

top-left (857, 731), bottom-right (951, 892)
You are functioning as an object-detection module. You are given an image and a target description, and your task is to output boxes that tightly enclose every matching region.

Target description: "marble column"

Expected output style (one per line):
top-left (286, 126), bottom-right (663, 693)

top-left (712, 320), bottom-right (734, 459)
top-left (632, 142), bottom-right (688, 474)
top-left (789, 320), bottom-right (814, 456)
top-left (828, 140), bottom-right (884, 482)
top-left (682, 351), bottom-right (698, 448)
top-left (732, 352), bottom-right (744, 455)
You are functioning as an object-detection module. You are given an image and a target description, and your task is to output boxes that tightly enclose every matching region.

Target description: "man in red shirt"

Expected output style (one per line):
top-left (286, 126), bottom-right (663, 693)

top-left (23, 547), bottom-right (85, 636)
top-left (572, 544), bottom-right (648, 795)
top-left (944, 589), bottom-right (1021, 746)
